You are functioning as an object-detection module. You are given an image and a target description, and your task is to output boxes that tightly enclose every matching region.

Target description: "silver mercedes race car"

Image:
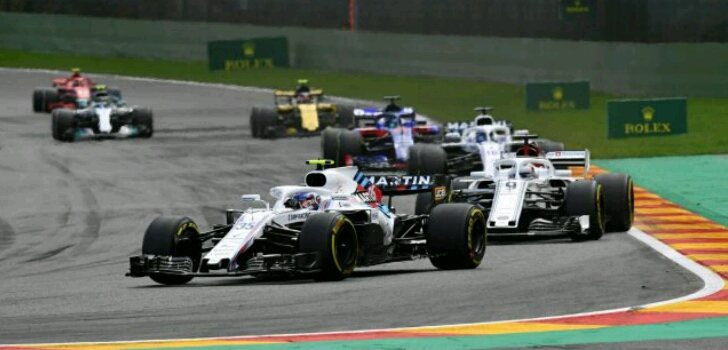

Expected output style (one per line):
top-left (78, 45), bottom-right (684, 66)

top-left (128, 160), bottom-right (487, 285)
top-left (51, 88), bottom-right (153, 142)
top-left (419, 146), bottom-right (633, 241)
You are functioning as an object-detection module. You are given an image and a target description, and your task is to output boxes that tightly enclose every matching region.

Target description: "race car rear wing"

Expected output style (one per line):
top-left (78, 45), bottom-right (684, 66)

top-left (274, 89), bottom-right (323, 96)
top-left (445, 119), bottom-right (513, 136)
top-left (546, 150), bottom-right (590, 177)
top-left (358, 174), bottom-right (447, 196)
top-left (367, 174), bottom-right (450, 209)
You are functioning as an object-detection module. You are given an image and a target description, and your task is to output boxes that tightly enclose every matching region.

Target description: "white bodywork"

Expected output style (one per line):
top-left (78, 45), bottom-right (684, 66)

top-left (390, 125), bottom-right (415, 161)
top-left (204, 166), bottom-right (396, 271)
top-left (463, 152), bottom-right (590, 233)
top-left (444, 113), bottom-right (524, 177)
top-left (76, 102), bottom-right (138, 138)
top-left (95, 105), bottom-right (113, 133)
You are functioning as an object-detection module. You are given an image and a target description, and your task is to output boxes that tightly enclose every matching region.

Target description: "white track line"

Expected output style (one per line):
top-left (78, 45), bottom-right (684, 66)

top-left (0, 67), bottom-right (723, 346)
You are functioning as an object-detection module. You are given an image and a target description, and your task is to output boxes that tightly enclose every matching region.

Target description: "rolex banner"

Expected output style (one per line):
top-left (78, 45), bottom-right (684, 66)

top-left (525, 81), bottom-right (590, 111)
top-left (560, 0), bottom-right (596, 21)
top-left (207, 37), bottom-right (290, 71)
top-left (607, 98), bottom-right (687, 139)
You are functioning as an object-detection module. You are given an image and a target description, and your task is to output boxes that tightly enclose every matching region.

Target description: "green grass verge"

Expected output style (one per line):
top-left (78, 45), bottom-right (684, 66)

top-left (2, 48), bottom-right (726, 158)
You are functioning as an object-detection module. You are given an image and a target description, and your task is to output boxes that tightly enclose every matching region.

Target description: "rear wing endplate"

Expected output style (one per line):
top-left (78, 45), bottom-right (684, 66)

top-left (546, 150), bottom-right (590, 176)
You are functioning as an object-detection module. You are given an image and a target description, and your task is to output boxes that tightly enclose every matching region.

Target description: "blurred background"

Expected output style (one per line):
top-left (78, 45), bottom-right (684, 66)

top-left (4, 0), bottom-right (728, 42)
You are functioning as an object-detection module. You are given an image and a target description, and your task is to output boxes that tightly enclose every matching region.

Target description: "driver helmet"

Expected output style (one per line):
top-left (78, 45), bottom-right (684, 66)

top-left (518, 164), bottom-right (535, 179)
top-left (92, 85), bottom-right (110, 102)
top-left (71, 67), bottom-right (82, 78)
top-left (293, 191), bottom-right (321, 210)
top-left (296, 91), bottom-right (311, 104)
top-left (295, 79), bottom-right (310, 95)
top-left (377, 115), bottom-right (398, 129)
top-left (475, 131), bottom-right (487, 143)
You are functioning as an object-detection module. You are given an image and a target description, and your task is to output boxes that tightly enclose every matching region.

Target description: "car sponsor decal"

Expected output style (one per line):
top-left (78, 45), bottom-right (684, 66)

top-left (287, 212), bottom-right (313, 221)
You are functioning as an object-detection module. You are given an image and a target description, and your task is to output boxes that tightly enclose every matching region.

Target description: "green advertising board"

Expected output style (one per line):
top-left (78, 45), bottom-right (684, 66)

top-left (607, 98), bottom-right (687, 139)
top-left (207, 37), bottom-right (289, 71)
top-left (560, 0), bottom-right (596, 20)
top-left (525, 81), bottom-right (590, 111)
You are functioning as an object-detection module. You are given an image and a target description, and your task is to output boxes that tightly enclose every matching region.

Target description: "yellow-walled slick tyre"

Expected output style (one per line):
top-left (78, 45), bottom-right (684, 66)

top-left (299, 212), bottom-right (358, 281)
top-left (565, 181), bottom-right (606, 241)
top-left (426, 203), bottom-right (487, 270)
top-left (142, 216), bottom-right (202, 285)
top-left (594, 173), bottom-right (634, 233)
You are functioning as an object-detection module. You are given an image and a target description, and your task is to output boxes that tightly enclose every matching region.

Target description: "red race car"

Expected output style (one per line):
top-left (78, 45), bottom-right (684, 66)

top-left (32, 68), bottom-right (121, 113)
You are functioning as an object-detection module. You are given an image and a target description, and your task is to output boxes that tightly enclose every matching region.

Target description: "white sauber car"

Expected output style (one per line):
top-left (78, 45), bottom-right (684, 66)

top-left (421, 148), bottom-right (634, 241)
top-left (128, 160), bottom-right (487, 285)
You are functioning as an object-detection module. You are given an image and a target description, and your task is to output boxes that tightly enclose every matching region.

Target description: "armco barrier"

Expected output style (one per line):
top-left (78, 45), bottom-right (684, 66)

top-left (2, 12), bottom-right (728, 97)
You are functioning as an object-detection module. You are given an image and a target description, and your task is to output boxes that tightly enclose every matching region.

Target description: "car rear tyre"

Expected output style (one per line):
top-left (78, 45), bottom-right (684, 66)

top-left (337, 105), bottom-right (355, 128)
top-left (257, 108), bottom-right (279, 139)
top-left (339, 130), bottom-right (362, 164)
top-left (250, 107), bottom-right (261, 138)
top-left (52, 109), bottom-right (76, 142)
top-left (299, 213), bottom-right (358, 281)
top-left (427, 203), bottom-right (487, 269)
top-left (594, 173), bottom-right (634, 233)
top-left (321, 128), bottom-right (341, 163)
top-left (142, 216), bottom-right (202, 285)
top-left (565, 181), bottom-right (605, 241)
top-left (415, 192), bottom-right (433, 215)
top-left (321, 128), bottom-right (362, 166)
top-left (408, 144), bottom-right (447, 175)
top-left (33, 88), bottom-right (46, 112)
top-left (34, 88), bottom-right (58, 113)
top-left (132, 107), bottom-right (154, 138)
top-left (407, 144), bottom-right (422, 173)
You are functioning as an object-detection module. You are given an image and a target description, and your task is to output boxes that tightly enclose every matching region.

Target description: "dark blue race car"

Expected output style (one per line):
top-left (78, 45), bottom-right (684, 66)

top-left (321, 96), bottom-right (442, 172)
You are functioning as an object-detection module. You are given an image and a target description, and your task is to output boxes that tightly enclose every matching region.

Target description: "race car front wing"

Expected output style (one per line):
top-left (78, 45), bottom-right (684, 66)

top-left (127, 252), bottom-right (321, 278)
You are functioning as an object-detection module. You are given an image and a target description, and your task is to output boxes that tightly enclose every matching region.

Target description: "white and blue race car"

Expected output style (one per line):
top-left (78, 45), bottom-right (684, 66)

top-left (128, 160), bottom-right (486, 285)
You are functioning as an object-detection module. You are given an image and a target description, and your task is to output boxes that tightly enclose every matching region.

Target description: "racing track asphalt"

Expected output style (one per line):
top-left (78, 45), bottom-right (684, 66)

top-left (0, 70), bottom-right (704, 344)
